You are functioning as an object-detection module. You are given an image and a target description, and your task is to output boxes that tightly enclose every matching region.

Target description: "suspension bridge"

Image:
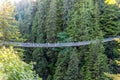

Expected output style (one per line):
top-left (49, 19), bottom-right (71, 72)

top-left (1, 36), bottom-right (120, 48)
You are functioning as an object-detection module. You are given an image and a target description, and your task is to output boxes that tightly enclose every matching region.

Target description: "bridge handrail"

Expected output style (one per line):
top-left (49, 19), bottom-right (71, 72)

top-left (1, 36), bottom-right (120, 48)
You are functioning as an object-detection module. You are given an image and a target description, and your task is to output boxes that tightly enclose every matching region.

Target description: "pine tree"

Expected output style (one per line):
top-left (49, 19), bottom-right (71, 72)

top-left (44, 0), bottom-right (60, 79)
top-left (63, 0), bottom-right (74, 29)
top-left (53, 48), bottom-right (70, 80)
top-left (15, 0), bottom-right (38, 62)
top-left (0, 0), bottom-right (21, 42)
top-left (100, 3), bottom-right (120, 37)
top-left (64, 48), bottom-right (79, 80)
top-left (53, 0), bottom-right (74, 80)
top-left (65, 0), bottom-right (92, 79)
top-left (82, 0), bottom-right (109, 80)
top-left (45, 0), bottom-right (57, 43)
top-left (32, 0), bottom-right (52, 80)
top-left (62, 0), bottom-right (109, 80)
top-left (15, 0), bottom-right (36, 42)
top-left (100, 0), bottom-right (120, 65)
top-left (0, 46), bottom-right (41, 80)
top-left (32, 48), bottom-right (48, 80)
top-left (13, 0), bottom-right (120, 80)
top-left (105, 38), bottom-right (120, 80)
top-left (83, 43), bottom-right (109, 80)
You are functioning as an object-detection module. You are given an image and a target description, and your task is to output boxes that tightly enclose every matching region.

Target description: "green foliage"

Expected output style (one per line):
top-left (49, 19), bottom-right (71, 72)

top-left (65, 0), bottom-right (109, 80)
top-left (100, 4), bottom-right (120, 37)
top-left (45, 0), bottom-right (57, 43)
top-left (83, 43), bottom-right (109, 80)
top-left (32, 0), bottom-right (52, 80)
top-left (82, 1), bottom-right (109, 80)
top-left (32, 48), bottom-right (48, 80)
top-left (105, 38), bottom-right (120, 80)
top-left (14, 0), bottom-right (120, 80)
top-left (66, 0), bottom-right (93, 42)
top-left (0, 1), bottom-right (22, 42)
top-left (64, 48), bottom-right (79, 80)
top-left (53, 48), bottom-right (70, 80)
top-left (101, 2), bottom-right (120, 70)
top-left (0, 46), bottom-right (41, 80)
top-left (17, 0), bottom-right (34, 42)
top-left (57, 32), bottom-right (69, 42)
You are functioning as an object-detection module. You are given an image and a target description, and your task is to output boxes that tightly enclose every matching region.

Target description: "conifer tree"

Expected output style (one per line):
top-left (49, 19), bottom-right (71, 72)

top-left (45, 0), bottom-right (61, 79)
top-left (100, 0), bottom-right (120, 63)
top-left (15, 0), bottom-right (38, 62)
top-left (45, 0), bottom-right (57, 43)
top-left (32, 0), bottom-right (50, 80)
top-left (13, 0), bottom-right (120, 80)
top-left (82, 0), bottom-right (109, 80)
top-left (53, 0), bottom-right (74, 80)
top-left (0, 47), bottom-right (41, 80)
top-left (65, 0), bottom-right (92, 79)
top-left (0, 0), bottom-right (21, 42)
top-left (63, 0), bottom-right (74, 22)
top-left (65, 0), bottom-right (109, 80)
top-left (105, 38), bottom-right (120, 80)
top-left (53, 48), bottom-right (70, 80)
top-left (100, 3), bottom-right (120, 37)
top-left (64, 48), bottom-right (79, 80)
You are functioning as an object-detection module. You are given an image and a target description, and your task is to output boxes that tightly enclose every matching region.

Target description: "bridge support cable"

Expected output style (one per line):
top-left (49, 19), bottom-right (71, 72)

top-left (0, 36), bottom-right (120, 48)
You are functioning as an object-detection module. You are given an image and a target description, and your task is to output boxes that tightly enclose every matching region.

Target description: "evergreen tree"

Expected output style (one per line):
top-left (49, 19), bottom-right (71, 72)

top-left (13, 0), bottom-right (120, 80)
top-left (0, 0), bottom-right (21, 42)
top-left (62, 0), bottom-right (74, 30)
top-left (0, 46), bottom-right (41, 80)
top-left (32, 48), bottom-right (49, 80)
top-left (100, 3), bottom-right (120, 37)
top-left (53, 48), bottom-right (70, 80)
top-left (82, 0), bottom-right (109, 80)
top-left (32, 0), bottom-right (51, 80)
top-left (105, 38), bottom-right (120, 80)
top-left (53, 0), bottom-right (74, 80)
top-left (15, 0), bottom-right (38, 63)
top-left (64, 48), bottom-right (79, 80)
top-left (65, 0), bottom-right (109, 80)
top-left (44, 0), bottom-right (60, 79)
top-left (15, 0), bottom-right (37, 42)
top-left (45, 0), bottom-right (57, 43)
top-left (100, 0), bottom-right (120, 68)
top-left (83, 43), bottom-right (109, 80)
top-left (65, 0), bottom-right (92, 79)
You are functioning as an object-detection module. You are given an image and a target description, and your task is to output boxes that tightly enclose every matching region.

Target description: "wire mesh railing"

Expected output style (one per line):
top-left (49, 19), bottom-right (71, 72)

top-left (0, 36), bottom-right (120, 48)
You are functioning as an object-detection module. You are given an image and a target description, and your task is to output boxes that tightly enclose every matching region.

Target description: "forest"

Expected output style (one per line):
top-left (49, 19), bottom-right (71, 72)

top-left (0, 0), bottom-right (120, 80)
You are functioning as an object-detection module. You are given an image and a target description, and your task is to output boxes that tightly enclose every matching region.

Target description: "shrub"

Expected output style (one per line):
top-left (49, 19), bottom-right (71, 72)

top-left (0, 46), bottom-right (42, 80)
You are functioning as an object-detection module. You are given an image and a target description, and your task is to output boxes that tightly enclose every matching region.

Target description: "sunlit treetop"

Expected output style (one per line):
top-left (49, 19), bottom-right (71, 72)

top-left (105, 0), bottom-right (120, 8)
top-left (115, 38), bottom-right (120, 43)
top-left (105, 0), bottom-right (117, 4)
